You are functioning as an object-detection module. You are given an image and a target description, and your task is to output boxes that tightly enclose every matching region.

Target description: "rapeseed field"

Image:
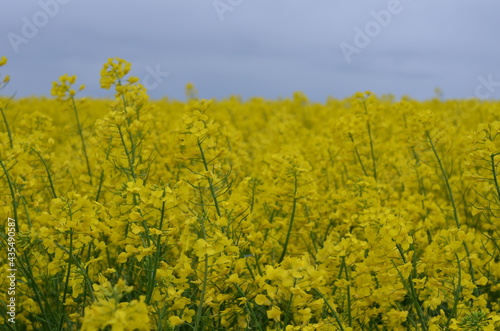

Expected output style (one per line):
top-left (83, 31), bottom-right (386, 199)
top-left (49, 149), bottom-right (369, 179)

top-left (0, 57), bottom-right (499, 330)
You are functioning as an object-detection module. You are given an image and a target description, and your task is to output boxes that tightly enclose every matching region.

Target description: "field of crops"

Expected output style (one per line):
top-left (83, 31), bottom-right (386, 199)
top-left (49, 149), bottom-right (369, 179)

top-left (0, 57), bottom-right (499, 330)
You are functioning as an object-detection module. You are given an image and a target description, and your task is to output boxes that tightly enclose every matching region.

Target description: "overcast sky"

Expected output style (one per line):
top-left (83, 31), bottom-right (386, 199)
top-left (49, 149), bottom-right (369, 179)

top-left (1, 0), bottom-right (500, 102)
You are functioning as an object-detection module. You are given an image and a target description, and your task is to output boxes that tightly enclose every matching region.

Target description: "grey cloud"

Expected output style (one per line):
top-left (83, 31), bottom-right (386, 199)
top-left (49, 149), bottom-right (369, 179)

top-left (1, 0), bottom-right (500, 101)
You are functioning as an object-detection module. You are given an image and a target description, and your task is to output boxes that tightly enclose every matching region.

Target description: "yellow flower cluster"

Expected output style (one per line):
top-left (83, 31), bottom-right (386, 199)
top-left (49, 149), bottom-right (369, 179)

top-left (0, 57), bottom-right (499, 330)
top-left (51, 74), bottom-right (85, 101)
top-left (81, 276), bottom-right (150, 331)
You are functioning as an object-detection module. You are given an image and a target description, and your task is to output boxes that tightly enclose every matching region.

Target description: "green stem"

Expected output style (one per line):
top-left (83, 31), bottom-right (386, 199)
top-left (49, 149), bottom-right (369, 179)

top-left (16, 251), bottom-right (55, 327)
top-left (278, 174), bottom-right (298, 264)
top-left (490, 153), bottom-right (500, 202)
top-left (282, 291), bottom-right (294, 330)
top-left (31, 148), bottom-right (57, 199)
top-left (197, 139), bottom-right (221, 217)
top-left (349, 133), bottom-right (368, 177)
top-left (58, 229), bottom-right (73, 331)
top-left (362, 100), bottom-right (377, 180)
top-left (95, 170), bottom-right (105, 202)
top-left (70, 96), bottom-right (93, 185)
top-left (395, 245), bottom-right (427, 331)
top-left (444, 254), bottom-right (462, 329)
top-left (426, 131), bottom-right (477, 289)
top-left (146, 201), bottom-right (166, 305)
top-left (194, 253), bottom-right (209, 331)
top-left (426, 131), bottom-right (460, 228)
top-left (0, 106), bottom-right (13, 148)
top-left (0, 159), bottom-right (18, 231)
top-left (234, 284), bottom-right (264, 331)
top-left (342, 257), bottom-right (352, 328)
top-left (194, 194), bottom-right (209, 331)
top-left (313, 288), bottom-right (345, 331)
top-left (117, 124), bottom-right (136, 180)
